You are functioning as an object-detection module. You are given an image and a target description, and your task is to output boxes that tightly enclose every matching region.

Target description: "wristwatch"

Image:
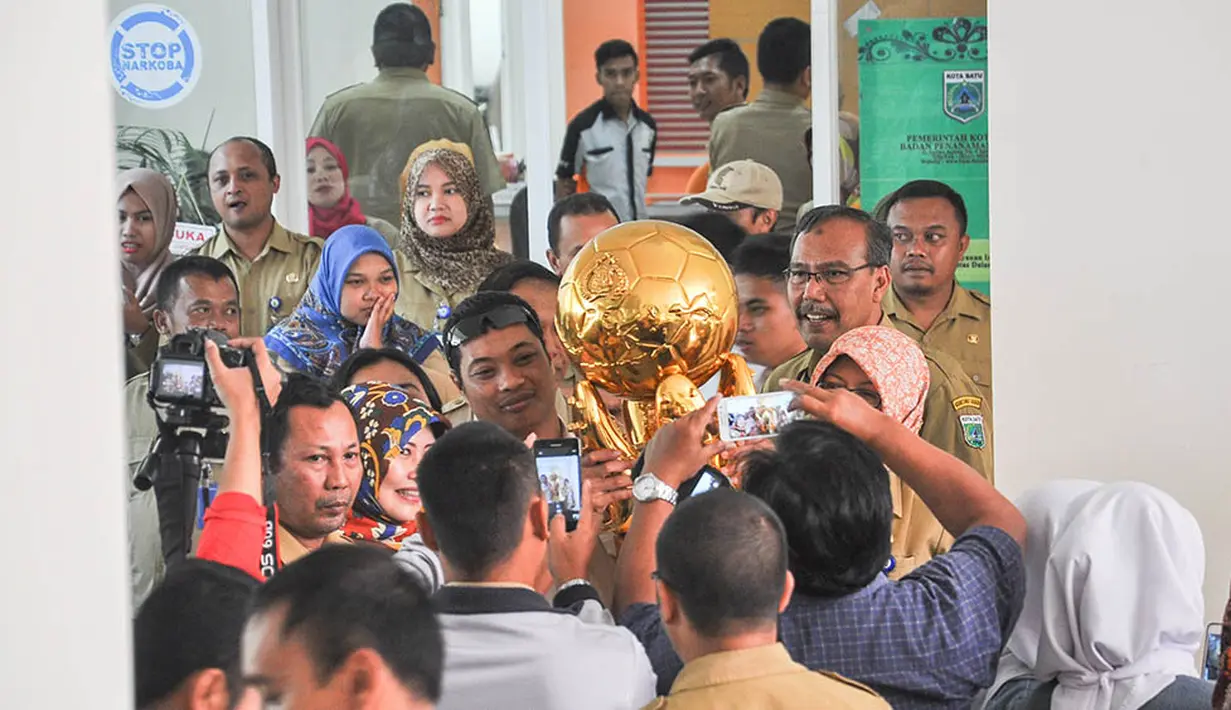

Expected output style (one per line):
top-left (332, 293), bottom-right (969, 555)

top-left (632, 473), bottom-right (678, 506)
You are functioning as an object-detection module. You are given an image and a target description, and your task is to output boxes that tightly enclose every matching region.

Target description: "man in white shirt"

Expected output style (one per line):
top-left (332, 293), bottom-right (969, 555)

top-left (415, 419), bottom-right (657, 710)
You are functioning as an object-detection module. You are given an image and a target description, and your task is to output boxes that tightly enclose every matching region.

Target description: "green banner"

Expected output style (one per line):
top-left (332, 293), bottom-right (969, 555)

top-left (858, 17), bottom-right (989, 295)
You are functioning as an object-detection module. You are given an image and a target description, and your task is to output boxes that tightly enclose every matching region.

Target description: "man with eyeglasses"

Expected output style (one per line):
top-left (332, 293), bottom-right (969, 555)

top-left (760, 205), bottom-right (993, 568)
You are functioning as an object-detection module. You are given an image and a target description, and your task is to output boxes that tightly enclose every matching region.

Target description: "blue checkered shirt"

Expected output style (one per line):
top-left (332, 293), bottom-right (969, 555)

top-left (621, 526), bottom-right (1024, 709)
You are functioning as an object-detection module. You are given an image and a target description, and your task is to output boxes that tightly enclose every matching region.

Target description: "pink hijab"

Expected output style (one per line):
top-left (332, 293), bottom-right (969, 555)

top-left (811, 326), bottom-right (930, 433)
top-left (117, 168), bottom-right (177, 316)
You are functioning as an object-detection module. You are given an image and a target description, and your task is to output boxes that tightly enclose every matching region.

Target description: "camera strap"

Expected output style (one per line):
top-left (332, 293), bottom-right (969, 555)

top-left (248, 359), bottom-right (274, 419)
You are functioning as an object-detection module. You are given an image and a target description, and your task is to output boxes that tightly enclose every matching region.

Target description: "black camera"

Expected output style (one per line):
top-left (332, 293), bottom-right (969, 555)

top-left (149, 329), bottom-right (252, 413)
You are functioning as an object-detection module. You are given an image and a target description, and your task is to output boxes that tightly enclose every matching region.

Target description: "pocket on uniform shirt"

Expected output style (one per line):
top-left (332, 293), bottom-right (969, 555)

top-left (586, 146), bottom-right (615, 157)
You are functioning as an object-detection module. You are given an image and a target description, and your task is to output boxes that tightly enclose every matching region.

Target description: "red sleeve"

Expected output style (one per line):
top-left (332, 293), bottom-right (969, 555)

top-left (196, 492), bottom-right (268, 581)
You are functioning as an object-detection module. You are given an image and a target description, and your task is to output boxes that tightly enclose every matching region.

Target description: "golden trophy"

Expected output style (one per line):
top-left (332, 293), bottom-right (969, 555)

top-left (556, 220), bottom-right (756, 532)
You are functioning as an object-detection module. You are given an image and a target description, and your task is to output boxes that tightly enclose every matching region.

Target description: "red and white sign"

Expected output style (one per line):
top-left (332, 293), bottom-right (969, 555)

top-left (171, 222), bottom-right (217, 255)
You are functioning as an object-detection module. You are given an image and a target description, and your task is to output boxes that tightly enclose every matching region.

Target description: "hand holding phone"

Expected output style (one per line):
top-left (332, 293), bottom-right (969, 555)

top-left (534, 438), bottom-right (583, 532)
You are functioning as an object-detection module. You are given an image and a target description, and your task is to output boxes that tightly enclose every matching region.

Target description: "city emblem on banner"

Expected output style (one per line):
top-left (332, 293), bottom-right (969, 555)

top-left (943, 70), bottom-right (985, 124)
top-left (108, 4), bottom-right (202, 109)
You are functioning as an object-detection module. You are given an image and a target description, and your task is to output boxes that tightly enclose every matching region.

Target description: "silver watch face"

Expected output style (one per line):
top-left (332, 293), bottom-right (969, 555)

top-left (633, 474), bottom-right (659, 501)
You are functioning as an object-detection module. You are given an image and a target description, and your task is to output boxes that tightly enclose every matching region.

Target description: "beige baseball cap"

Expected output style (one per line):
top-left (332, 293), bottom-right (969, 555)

top-left (680, 160), bottom-right (784, 212)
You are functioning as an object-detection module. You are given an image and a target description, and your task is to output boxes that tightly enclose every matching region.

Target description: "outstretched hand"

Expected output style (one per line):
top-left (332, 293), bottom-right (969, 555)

top-left (781, 379), bottom-right (890, 444)
top-left (204, 337), bottom-right (283, 416)
top-left (548, 478), bottom-right (599, 583)
top-left (642, 396), bottom-right (732, 489)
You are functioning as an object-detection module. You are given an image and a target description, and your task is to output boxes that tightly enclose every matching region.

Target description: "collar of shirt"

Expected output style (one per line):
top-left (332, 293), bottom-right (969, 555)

top-left (375, 67), bottom-right (430, 83)
top-left (753, 87), bottom-right (807, 109)
top-left (209, 220), bottom-right (294, 262)
top-left (434, 583), bottom-right (552, 614)
top-left (670, 643), bottom-right (801, 694)
top-left (596, 97), bottom-right (652, 125)
top-left (884, 282), bottom-right (984, 331)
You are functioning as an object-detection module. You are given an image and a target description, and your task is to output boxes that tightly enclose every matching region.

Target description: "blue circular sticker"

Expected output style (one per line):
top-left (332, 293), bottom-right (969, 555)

top-left (268, 296), bottom-right (283, 312)
top-left (883, 556), bottom-right (896, 574)
top-left (108, 4), bottom-right (202, 109)
top-left (436, 303), bottom-right (452, 320)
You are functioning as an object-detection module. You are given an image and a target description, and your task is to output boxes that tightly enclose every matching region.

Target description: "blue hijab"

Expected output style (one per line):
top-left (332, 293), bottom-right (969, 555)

top-left (265, 225), bottom-right (439, 379)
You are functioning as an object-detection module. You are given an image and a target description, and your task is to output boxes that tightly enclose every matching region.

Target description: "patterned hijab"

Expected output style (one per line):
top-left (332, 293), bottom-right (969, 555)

top-left (340, 382), bottom-right (451, 545)
top-left (117, 168), bottom-right (177, 316)
top-left (397, 142), bottom-right (512, 296)
top-left (306, 137), bottom-right (367, 239)
top-left (811, 326), bottom-right (930, 433)
top-left (264, 225), bottom-right (439, 379)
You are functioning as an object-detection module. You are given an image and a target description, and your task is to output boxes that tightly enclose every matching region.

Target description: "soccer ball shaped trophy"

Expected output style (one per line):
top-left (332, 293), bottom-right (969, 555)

top-left (556, 220), bottom-right (756, 531)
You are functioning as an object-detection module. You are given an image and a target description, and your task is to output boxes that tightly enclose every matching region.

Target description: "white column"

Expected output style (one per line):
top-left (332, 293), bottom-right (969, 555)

top-left (0, 1), bottom-right (132, 707)
top-left (810, 0), bottom-right (841, 207)
top-left (519, 0), bottom-right (564, 266)
top-left (440, 0), bottom-right (475, 97)
top-left (251, 0), bottom-right (309, 234)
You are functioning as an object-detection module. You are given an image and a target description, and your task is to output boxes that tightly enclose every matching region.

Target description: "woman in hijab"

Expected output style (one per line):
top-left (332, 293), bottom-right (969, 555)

top-left (264, 224), bottom-right (446, 382)
top-left (396, 139), bottom-right (513, 334)
top-left (118, 168), bottom-right (178, 378)
top-left (340, 382), bottom-right (451, 548)
top-left (984, 481), bottom-right (1209, 710)
top-left (305, 137), bottom-right (399, 243)
top-left (810, 325), bottom-right (937, 578)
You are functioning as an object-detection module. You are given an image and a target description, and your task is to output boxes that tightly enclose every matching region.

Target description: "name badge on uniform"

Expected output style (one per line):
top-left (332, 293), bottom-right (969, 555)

top-left (952, 396), bottom-right (986, 450)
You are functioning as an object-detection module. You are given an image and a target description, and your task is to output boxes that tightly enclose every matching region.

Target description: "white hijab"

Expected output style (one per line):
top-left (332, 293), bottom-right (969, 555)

top-left (987, 481), bottom-right (1205, 710)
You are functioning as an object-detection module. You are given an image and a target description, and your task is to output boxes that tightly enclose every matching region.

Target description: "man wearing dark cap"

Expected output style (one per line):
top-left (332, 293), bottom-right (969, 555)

top-left (309, 2), bottom-right (505, 227)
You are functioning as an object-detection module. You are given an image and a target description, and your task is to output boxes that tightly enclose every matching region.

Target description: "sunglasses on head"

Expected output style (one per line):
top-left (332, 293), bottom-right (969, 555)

top-left (442, 304), bottom-right (540, 353)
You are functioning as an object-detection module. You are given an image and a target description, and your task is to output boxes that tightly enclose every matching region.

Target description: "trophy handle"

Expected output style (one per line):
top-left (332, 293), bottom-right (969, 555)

top-left (718, 353), bottom-right (757, 397)
top-left (567, 380), bottom-right (638, 460)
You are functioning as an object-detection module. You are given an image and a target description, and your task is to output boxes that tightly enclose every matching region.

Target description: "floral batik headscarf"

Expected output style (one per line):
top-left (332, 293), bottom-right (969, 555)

top-left (340, 382), bottom-right (450, 546)
top-left (811, 325), bottom-right (930, 433)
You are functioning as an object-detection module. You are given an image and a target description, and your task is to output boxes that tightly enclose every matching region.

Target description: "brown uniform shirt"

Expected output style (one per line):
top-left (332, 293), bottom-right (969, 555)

top-left (194, 222), bottom-right (322, 338)
top-left (309, 68), bottom-right (506, 227)
top-left (761, 321), bottom-right (993, 571)
top-left (643, 643), bottom-right (889, 710)
top-left (883, 283), bottom-right (992, 401)
top-left (709, 88), bottom-right (812, 233)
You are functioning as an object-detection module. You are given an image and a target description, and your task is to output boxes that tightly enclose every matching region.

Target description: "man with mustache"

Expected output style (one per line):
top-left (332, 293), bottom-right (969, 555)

top-left (196, 339), bottom-right (363, 580)
top-left (760, 205), bottom-right (993, 565)
top-left (196, 137), bottom-right (323, 337)
top-left (875, 180), bottom-right (992, 406)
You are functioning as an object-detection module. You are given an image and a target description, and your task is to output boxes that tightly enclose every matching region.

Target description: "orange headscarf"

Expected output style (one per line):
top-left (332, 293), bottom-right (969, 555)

top-left (811, 326), bottom-right (930, 434)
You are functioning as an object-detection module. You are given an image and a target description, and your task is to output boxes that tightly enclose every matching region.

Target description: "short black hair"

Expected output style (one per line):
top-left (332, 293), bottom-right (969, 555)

top-left (477, 259), bottom-right (562, 293)
top-left (263, 374), bottom-right (357, 475)
top-left (688, 38), bottom-right (750, 86)
top-left (210, 137), bottom-right (278, 179)
top-left (742, 420), bottom-right (892, 598)
top-left (731, 233), bottom-right (791, 282)
top-left (675, 212), bottom-right (746, 262)
top-left (795, 205), bottom-right (892, 268)
top-left (874, 179), bottom-right (970, 236)
top-left (442, 291), bottom-right (546, 375)
top-left (372, 3), bottom-right (436, 69)
top-left (417, 421), bottom-right (540, 579)
top-left (134, 560), bottom-right (258, 708)
top-left (757, 18), bottom-right (811, 85)
top-left (154, 255), bottom-right (239, 313)
top-left (595, 39), bottom-right (638, 70)
top-left (547, 192), bottom-right (620, 254)
top-left (657, 489), bottom-right (787, 637)
top-left (249, 545), bottom-right (443, 702)
top-left (330, 348), bottom-right (443, 412)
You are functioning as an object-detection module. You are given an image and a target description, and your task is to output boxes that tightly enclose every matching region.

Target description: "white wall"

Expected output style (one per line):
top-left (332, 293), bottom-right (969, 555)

top-left (299, 0), bottom-right (387, 126)
top-left (2, 0), bottom-right (132, 707)
top-left (109, 0), bottom-right (258, 147)
top-left (990, 0), bottom-right (1231, 624)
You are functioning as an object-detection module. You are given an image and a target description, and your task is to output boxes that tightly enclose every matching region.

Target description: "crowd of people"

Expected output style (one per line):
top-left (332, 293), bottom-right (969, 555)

top-left (118, 3), bottom-right (1227, 710)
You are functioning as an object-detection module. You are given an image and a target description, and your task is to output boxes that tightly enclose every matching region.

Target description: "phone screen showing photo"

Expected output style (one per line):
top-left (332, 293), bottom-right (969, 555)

top-left (534, 439), bottom-right (582, 532)
top-left (718, 392), bottom-right (799, 442)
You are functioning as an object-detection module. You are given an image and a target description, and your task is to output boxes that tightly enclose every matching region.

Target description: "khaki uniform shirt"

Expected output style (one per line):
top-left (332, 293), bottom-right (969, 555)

top-left (392, 252), bottom-right (472, 337)
top-left (309, 67), bottom-right (506, 227)
top-left (194, 222), bottom-right (322, 338)
top-left (709, 88), bottom-right (812, 233)
top-left (883, 283), bottom-right (992, 402)
top-left (367, 216), bottom-right (399, 247)
top-left (761, 323), bottom-right (993, 571)
top-left (643, 643), bottom-right (889, 710)
top-left (125, 375), bottom-right (164, 609)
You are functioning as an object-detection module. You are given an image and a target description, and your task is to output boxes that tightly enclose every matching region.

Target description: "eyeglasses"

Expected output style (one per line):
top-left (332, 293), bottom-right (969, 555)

top-left (442, 304), bottom-right (539, 352)
top-left (783, 263), bottom-right (878, 286)
top-left (818, 381), bottom-right (882, 410)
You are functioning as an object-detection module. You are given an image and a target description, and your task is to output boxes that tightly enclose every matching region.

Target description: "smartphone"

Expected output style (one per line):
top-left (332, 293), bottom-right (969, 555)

top-left (1204, 623), bottom-right (1225, 680)
top-left (533, 438), bottom-right (583, 532)
top-left (678, 465), bottom-right (731, 501)
top-left (717, 392), bottom-right (800, 443)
